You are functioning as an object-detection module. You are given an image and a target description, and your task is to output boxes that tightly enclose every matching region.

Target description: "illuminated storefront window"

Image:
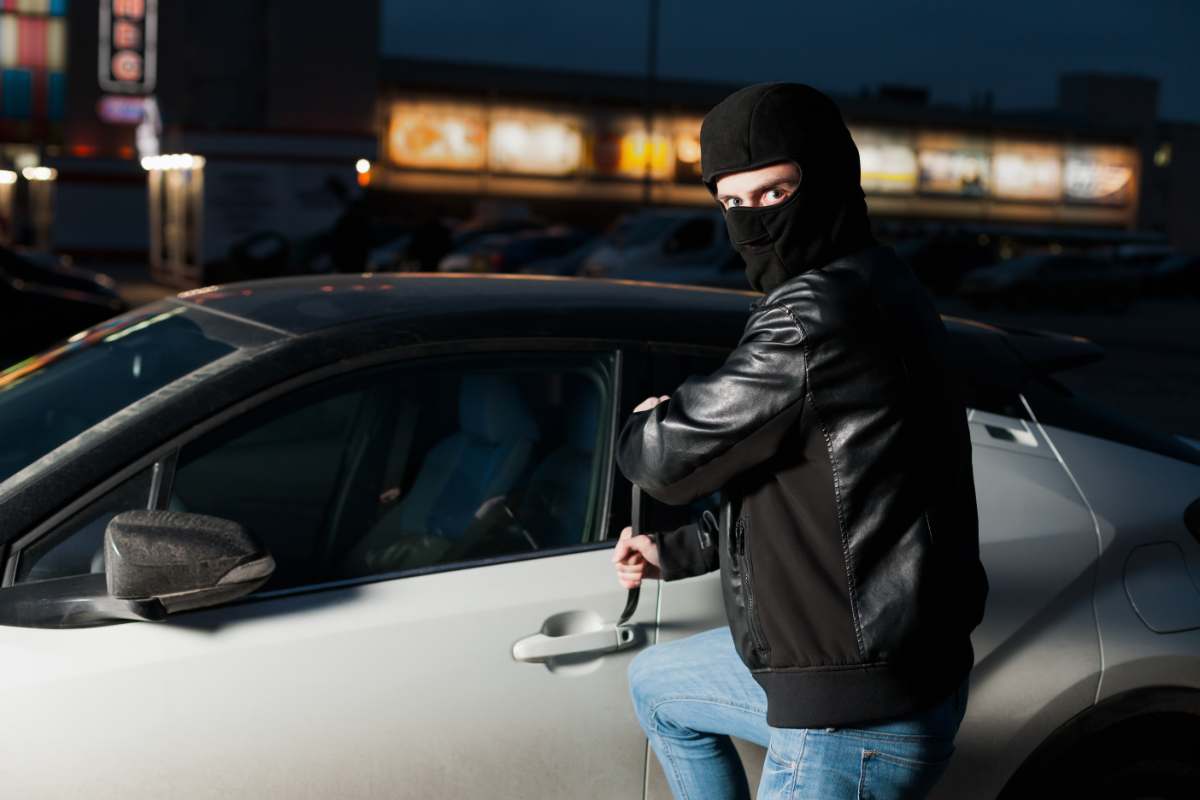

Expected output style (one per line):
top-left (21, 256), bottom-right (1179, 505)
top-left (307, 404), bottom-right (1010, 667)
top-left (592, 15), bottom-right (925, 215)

top-left (1063, 145), bottom-right (1136, 205)
top-left (916, 133), bottom-right (989, 197)
top-left (594, 119), bottom-right (673, 180)
top-left (992, 141), bottom-right (1062, 201)
top-left (376, 96), bottom-right (1138, 226)
top-left (143, 153), bottom-right (205, 287)
top-left (851, 128), bottom-right (917, 194)
top-left (672, 116), bottom-right (703, 182)
top-left (386, 101), bottom-right (487, 171)
top-left (487, 109), bottom-right (583, 176)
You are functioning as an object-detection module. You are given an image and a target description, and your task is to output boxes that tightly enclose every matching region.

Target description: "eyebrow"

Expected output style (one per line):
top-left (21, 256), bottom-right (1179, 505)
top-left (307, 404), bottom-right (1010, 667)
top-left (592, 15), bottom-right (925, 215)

top-left (717, 176), bottom-right (800, 202)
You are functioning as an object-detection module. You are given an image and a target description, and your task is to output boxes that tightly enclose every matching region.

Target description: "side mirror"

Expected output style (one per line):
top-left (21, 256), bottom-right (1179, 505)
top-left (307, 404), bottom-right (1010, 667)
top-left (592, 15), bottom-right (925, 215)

top-left (106, 510), bottom-right (275, 615)
top-left (0, 511), bottom-right (274, 629)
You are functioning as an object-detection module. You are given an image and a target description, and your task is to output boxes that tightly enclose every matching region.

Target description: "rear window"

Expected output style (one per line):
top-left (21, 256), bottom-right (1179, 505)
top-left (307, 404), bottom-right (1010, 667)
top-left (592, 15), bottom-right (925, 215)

top-left (0, 303), bottom-right (250, 485)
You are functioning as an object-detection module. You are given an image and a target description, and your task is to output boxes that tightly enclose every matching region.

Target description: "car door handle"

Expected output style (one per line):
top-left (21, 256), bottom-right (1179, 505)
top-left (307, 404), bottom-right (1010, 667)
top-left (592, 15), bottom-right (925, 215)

top-left (512, 623), bottom-right (639, 663)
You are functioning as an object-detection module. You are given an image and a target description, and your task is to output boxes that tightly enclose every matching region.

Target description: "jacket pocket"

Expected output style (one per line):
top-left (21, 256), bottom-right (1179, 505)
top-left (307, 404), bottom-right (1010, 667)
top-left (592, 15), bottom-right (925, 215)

top-left (736, 512), bottom-right (772, 661)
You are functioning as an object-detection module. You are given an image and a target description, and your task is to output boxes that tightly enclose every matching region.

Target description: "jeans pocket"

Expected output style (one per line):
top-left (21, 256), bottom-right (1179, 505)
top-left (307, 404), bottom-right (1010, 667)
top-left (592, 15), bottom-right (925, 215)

top-left (857, 745), bottom-right (955, 800)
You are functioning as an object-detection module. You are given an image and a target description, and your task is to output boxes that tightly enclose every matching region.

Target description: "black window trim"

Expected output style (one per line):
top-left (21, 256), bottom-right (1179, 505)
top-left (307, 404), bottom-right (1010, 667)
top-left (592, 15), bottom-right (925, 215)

top-left (3, 337), bottom-right (630, 597)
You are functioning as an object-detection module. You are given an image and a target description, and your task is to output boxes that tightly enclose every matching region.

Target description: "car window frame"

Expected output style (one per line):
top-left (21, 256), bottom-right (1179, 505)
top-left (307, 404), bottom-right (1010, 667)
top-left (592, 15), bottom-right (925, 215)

top-left (2, 338), bottom-right (628, 600)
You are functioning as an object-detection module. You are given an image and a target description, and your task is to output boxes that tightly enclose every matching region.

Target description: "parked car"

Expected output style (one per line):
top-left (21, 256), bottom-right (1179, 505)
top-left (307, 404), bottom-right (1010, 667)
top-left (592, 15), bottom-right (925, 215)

top-left (467, 227), bottom-right (593, 273)
top-left (579, 209), bottom-right (729, 280)
top-left (0, 275), bottom-right (1198, 799)
top-left (1146, 253), bottom-right (1200, 296)
top-left (958, 253), bottom-right (1142, 310)
top-left (891, 235), bottom-right (997, 295)
top-left (436, 219), bottom-right (545, 272)
top-left (0, 246), bottom-right (129, 366)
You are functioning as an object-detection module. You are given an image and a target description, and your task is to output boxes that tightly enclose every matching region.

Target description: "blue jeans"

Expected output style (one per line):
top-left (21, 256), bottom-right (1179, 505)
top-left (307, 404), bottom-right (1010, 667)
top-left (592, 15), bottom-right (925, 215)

top-left (628, 627), bottom-right (968, 800)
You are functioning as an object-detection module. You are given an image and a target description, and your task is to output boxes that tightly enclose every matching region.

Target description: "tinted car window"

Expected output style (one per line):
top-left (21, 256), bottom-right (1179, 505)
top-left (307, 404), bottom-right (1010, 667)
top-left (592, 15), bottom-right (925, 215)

top-left (0, 304), bottom-right (241, 485)
top-left (167, 353), bottom-right (614, 592)
top-left (15, 468), bottom-right (154, 583)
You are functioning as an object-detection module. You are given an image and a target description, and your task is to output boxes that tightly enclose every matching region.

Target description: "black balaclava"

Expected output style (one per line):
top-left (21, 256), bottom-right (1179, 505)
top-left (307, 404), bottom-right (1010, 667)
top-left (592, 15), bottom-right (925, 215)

top-left (701, 82), bottom-right (876, 293)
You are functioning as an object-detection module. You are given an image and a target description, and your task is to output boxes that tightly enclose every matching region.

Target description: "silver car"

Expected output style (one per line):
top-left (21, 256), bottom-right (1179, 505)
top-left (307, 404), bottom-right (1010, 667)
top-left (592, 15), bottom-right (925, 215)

top-left (0, 275), bottom-right (1197, 799)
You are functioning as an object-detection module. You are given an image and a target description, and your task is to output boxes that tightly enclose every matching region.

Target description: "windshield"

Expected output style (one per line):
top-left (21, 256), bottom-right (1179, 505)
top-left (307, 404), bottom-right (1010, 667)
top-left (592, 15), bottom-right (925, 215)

top-left (0, 303), bottom-right (246, 485)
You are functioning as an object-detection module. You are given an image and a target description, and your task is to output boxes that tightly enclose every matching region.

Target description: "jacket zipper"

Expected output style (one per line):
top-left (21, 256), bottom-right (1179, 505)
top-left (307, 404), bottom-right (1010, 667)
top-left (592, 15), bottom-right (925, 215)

top-left (735, 515), bottom-right (770, 658)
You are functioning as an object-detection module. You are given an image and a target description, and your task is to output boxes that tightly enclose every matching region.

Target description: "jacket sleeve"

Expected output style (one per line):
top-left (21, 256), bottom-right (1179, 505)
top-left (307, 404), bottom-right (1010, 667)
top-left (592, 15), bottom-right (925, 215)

top-left (617, 303), bottom-right (808, 506)
top-left (653, 509), bottom-right (720, 581)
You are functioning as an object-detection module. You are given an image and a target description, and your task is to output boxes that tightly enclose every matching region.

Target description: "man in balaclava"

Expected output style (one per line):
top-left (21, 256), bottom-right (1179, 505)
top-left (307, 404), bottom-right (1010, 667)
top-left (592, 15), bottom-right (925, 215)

top-left (612, 83), bottom-right (988, 799)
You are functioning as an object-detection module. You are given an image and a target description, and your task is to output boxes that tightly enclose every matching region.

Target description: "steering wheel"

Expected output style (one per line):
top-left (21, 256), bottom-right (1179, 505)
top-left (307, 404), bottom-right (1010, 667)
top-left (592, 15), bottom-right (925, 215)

top-left (444, 496), bottom-right (540, 562)
top-left (361, 533), bottom-right (455, 573)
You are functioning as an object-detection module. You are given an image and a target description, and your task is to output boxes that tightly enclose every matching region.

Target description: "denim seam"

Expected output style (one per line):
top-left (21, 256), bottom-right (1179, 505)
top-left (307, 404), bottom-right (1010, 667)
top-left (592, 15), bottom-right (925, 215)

top-left (825, 728), bottom-right (944, 743)
top-left (862, 747), bottom-right (953, 769)
top-left (648, 706), bottom-right (692, 800)
top-left (647, 697), bottom-right (768, 800)
top-left (649, 696), bottom-right (769, 718)
top-left (787, 729), bottom-right (807, 798)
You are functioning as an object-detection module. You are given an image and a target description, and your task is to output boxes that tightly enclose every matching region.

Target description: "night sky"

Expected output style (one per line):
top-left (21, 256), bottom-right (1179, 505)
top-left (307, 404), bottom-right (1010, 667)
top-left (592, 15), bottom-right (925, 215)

top-left (382, 0), bottom-right (1198, 122)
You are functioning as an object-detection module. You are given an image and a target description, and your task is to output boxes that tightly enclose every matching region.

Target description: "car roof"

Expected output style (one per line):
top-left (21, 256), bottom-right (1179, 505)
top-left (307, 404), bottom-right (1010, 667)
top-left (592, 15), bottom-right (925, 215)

top-left (174, 273), bottom-right (1040, 354)
top-left (174, 274), bottom-right (758, 345)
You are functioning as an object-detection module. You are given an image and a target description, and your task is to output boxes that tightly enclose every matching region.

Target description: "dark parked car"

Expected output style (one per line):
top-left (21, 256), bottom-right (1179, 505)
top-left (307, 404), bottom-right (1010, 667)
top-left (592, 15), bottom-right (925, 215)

top-left (957, 253), bottom-right (1142, 310)
top-left (467, 227), bottom-right (594, 273)
top-left (892, 235), bottom-right (998, 295)
top-left (0, 246), bottom-right (128, 366)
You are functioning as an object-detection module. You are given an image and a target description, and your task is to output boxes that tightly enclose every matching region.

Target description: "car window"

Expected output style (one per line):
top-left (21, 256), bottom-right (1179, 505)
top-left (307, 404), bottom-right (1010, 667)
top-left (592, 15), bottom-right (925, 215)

top-left (14, 353), bottom-right (615, 594)
top-left (14, 468), bottom-right (155, 584)
top-left (187, 353), bottom-right (613, 592)
top-left (0, 303), bottom-right (261, 487)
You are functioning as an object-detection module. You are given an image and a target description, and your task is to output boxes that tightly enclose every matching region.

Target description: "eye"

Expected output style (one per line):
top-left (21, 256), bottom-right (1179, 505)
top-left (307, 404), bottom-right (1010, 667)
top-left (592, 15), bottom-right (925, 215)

top-left (763, 187), bottom-right (789, 204)
top-left (724, 197), bottom-right (742, 209)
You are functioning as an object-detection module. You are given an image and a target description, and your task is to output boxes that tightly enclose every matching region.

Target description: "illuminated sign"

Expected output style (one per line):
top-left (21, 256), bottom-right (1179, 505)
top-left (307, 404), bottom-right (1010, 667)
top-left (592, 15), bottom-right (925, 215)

top-left (1064, 145), bottom-right (1136, 205)
top-left (917, 133), bottom-right (989, 197)
top-left (97, 93), bottom-right (145, 124)
top-left (98, 0), bottom-right (158, 94)
top-left (594, 120), bottom-right (673, 180)
top-left (387, 102), bottom-right (486, 170)
top-left (673, 116), bottom-right (703, 182)
top-left (0, 4), bottom-right (67, 127)
top-left (488, 110), bottom-right (583, 176)
top-left (992, 142), bottom-right (1061, 201)
top-left (851, 128), bottom-right (917, 194)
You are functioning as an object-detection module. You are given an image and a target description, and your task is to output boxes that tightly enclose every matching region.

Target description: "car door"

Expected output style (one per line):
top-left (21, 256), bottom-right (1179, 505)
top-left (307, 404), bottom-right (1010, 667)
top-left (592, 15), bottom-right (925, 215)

top-left (0, 348), bottom-right (656, 800)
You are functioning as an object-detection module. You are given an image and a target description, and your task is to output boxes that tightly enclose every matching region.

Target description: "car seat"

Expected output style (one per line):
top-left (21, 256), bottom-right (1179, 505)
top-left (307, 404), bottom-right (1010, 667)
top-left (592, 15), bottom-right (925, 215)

top-left (516, 383), bottom-right (602, 549)
top-left (341, 373), bottom-right (540, 573)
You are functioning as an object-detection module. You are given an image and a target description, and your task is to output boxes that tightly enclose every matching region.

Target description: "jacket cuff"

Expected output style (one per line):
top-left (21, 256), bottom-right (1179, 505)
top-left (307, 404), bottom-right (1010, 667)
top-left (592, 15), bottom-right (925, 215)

top-left (653, 510), bottom-right (720, 581)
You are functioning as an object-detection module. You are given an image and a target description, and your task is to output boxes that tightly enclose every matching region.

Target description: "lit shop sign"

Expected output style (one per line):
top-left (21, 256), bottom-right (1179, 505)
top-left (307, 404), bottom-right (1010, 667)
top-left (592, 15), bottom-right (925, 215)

top-left (595, 122), bottom-right (673, 180)
top-left (916, 134), bottom-right (989, 197)
top-left (99, 0), bottom-right (158, 94)
top-left (488, 111), bottom-right (583, 176)
top-left (851, 129), bottom-right (918, 194)
top-left (673, 117), bottom-right (703, 181)
top-left (991, 142), bottom-right (1062, 201)
top-left (387, 103), bottom-right (486, 170)
top-left (1063, 145), bottom-right (1136, 205)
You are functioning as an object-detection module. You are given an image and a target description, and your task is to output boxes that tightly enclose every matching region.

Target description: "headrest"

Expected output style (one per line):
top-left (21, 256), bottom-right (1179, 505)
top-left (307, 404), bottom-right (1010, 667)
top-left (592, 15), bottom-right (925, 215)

top-left (459, 374), bottom-right (539, 444)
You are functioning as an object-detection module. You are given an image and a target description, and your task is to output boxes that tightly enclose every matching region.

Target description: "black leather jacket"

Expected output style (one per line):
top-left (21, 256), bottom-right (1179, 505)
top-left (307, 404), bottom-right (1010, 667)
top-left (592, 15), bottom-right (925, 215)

top-left (617, 245), bottom-right (989, 728)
